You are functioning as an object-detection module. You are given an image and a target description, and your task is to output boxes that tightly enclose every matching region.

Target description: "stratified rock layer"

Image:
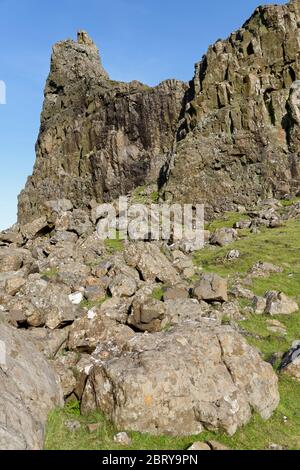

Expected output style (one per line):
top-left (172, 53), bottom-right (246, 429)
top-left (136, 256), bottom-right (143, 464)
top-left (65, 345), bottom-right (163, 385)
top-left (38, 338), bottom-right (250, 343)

top-left (163, 0), bottom-right (300, 214)
top-left (18, 32), bottom-right (186, 223)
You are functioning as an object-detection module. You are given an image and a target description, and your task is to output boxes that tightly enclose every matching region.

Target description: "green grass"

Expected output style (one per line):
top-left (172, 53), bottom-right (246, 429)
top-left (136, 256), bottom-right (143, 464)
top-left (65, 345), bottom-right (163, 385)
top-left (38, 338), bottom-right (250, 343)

top-left (41, 267), bottom-right (59, 280)
top-left (104, 231), bottom-right (125, 253)
top-left (151, 286), bottom-right (165, 301)
top-left (194, 218), bottom-right (300, 298)
top-left (79, 297), bottom-right (108, 310)
top-left (205, 211), bottom-right (250, 231)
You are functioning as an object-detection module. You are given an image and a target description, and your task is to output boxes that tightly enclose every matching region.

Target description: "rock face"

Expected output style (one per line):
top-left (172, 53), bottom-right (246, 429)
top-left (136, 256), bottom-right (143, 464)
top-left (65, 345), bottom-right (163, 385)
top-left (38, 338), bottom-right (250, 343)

top-left (81, 321), bottom-right (279, 436)
top-left (163, 0), bottom-right (300, 214)
top-left (18, 32), bottom-right (187, 224)
top-left (0, 323), bottom-right (63, 449)
top-left (18, 3), bottom-right (300, 223)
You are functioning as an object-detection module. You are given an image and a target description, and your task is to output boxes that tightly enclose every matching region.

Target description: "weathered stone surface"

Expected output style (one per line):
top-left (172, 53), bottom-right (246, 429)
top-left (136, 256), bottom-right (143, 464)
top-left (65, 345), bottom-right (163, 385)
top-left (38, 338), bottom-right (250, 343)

top-left (0, 248), bottom-right (30, 273)
top-left (210, 228), bottom-right (238, 247)
top-left (128, 297), bottom-right (165, 332)
top-left (163, 298), bottom-right (210, 325)
top-left (99, 297), bottom-right (131, 324)
top-left (163, 1), bottom-right (300, 213)
top-left (125, 243), bottom-right (181, 285)
top-left (21, 216), bottom-right (50, 240)
top-left (0, 323), bottom-right (63, 450)
top-left (18, 32), bottom-right (186, 224)
top-left (68, 312), bottom-right (134, 354)
top-left (81, 321), bottom-right (279, 436)
top-left (193, 273), bottom-right (228, 303)
top-left (108, 273), bottom-right (138, 298)
top-left (265, 291), bottom-right (298, 315)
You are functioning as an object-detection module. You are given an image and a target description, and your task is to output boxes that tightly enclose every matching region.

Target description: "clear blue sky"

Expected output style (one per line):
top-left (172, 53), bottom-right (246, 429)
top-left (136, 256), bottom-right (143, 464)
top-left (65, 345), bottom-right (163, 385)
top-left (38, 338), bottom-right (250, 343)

top-left (0, 0), bottom-right (286, 230)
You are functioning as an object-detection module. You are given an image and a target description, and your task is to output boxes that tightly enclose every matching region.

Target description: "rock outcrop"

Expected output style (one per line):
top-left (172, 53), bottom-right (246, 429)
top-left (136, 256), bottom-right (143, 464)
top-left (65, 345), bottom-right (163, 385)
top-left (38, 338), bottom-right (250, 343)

top-left (18, 31), bottom-right (187, 224)
top-left (0, 323), bottom-right (63, 449)
top-left (163, 0), bottom-right (300, 214)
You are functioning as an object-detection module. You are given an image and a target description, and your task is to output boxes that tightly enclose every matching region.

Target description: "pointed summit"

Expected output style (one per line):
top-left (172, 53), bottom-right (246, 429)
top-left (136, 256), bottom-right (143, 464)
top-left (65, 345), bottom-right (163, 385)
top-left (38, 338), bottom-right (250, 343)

top-left (77, 30), bottom-right (95, 46)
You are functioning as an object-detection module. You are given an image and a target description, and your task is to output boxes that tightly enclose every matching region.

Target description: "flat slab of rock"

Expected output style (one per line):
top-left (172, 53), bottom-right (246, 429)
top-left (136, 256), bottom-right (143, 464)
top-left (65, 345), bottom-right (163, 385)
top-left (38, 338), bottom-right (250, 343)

top-left (0, 323), bottom-right (63, 449)
top-left (81, 321), bottom-right (279, 437)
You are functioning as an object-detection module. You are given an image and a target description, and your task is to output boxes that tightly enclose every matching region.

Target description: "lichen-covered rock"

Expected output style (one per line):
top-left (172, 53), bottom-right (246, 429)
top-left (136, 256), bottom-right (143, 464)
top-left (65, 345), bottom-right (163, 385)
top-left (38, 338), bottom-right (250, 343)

top-left (193, 273), bottom-right (228, 303)
top-left (81, 321), bottom-right (279, 436)
top-left (0, 323), bottom-right (63, 449)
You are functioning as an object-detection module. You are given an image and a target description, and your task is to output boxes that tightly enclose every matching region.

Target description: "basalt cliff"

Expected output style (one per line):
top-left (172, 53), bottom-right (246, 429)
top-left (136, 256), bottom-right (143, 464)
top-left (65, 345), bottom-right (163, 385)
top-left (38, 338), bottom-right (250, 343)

top-left (18, 0), bottom-right (300, 223)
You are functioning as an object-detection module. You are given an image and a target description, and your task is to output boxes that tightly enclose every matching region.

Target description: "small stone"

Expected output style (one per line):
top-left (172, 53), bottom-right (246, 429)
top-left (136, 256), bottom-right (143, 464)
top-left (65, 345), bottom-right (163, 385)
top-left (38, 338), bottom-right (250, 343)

top-left (210, 228), bottom-right (238, 247)
top-left (207, 440), bottom-right (229, 451)
top-left (193, 273), bottom-right (228, 303)
top-left (268, 443), bottom-right (284, 451)
top-left (86, 423), bottom-right (102, 433)
top-left (188, 442), bottom-right (211, 451)
top-left (64, 420), bottom-right (81, 432)
top-left (113, 432), bottom-right (132, 446)
top-left (69, 292), bottom-right (83, 305)
top-left (226, 250), bottom-right (240, 261)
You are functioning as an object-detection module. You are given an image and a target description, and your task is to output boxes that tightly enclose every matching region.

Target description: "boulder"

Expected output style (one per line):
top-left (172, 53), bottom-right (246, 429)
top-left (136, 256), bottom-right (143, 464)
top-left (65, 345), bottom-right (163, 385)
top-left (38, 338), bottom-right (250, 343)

top-left (68, 312), bottom-right (134, 354)
top-left (265, 291), bottom-right (298, 315)
top-left (81, 321), bottom-right (279, 436)
top-left (0, 248), bottom-right (29, 273)
top-left (163, 287), bottom-right (189, 302)
top-left (193, 273), bottom-right (228, 302)
top-left (163, 298), bottom-right (210, 325)
top-left (108, 273), bottom-right (137, 298)
top-left (21, 216), bottom-right (50, 240)
top-left (124, 243), bottom-right (180, 285)
top-left (128, 298), bottom-right (165, 332)
top-left (100, 297), bottom-right (131, 324)
top-left (8, 279), bottom-right (79, 328)
top-left (0, 323), bottom-right (63, 449)
top-left (210, 228), bottom-right (238, 247)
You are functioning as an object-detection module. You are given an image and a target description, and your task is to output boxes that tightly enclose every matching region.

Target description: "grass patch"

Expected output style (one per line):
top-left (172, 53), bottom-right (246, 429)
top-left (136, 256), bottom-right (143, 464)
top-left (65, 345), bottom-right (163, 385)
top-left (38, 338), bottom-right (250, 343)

top-left (80, 297), bottom-right (108, 310)
top-left (41, 267), bottom-right (59, 280)
top-left (151, 286), bottom-right (165, 301)
top-left (104, 231), bottom-right (125, 253)
top-left (194, 219), bottom-right (300, 297)
top-left (206, 211), bottom-right (250, 231)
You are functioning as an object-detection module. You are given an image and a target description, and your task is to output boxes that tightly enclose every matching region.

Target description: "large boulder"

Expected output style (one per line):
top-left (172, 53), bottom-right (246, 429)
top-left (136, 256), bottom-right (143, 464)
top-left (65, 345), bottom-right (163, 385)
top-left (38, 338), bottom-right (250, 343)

top-left (0, 323), bottom-right (63, 449)
top-left (81, 321), bottom-right (279, 436)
